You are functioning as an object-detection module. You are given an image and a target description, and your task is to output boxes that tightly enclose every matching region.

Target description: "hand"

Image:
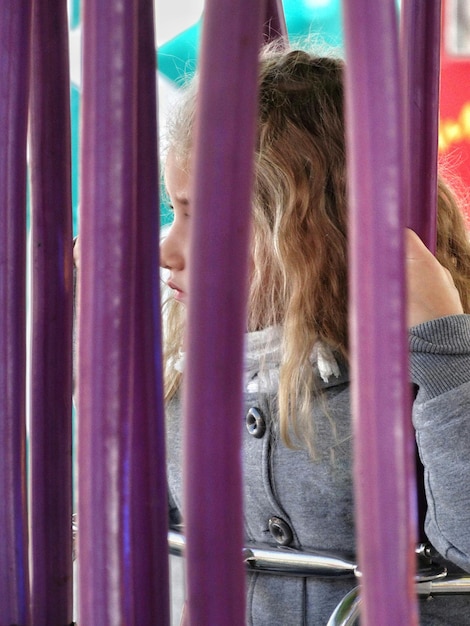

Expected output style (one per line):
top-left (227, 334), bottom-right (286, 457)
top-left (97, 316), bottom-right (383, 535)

top-left (406, 228), bottom-right (464, 327)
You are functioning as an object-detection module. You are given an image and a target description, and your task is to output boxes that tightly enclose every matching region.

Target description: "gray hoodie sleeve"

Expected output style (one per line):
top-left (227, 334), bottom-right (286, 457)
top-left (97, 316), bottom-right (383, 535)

top-left (410, 314), bottom-right (470, 572)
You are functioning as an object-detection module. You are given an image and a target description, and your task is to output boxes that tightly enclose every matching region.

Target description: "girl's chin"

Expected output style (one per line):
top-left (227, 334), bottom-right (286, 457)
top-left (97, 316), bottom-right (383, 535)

top-left (174, 293), bottom-right (187, 306)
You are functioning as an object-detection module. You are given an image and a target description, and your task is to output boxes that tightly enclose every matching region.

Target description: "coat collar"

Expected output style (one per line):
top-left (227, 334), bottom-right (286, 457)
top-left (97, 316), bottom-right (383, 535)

top-left (244, 326), bottom-right (349, 394)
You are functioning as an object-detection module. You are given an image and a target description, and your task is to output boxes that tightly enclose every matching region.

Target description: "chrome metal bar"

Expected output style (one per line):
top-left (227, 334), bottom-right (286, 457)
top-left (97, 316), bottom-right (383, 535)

top-left (326, 577), bottom-right (470, 626)
top-left (326, 587), bottom-right (361, 626)
top-left (170, 532), bottom-right (470, 594)
top-left (169, 531), bottom-right (470, 626)
top-left (169, 531), bottom-right (358, 578)
top-left (169, 532), bottom-right (454, 581)
top-left (417, 575), bottom-right (470, 597)
top-left (244, 546), bottom-right (357, 578)
top-left (168, 530), bottom-right (186, 557)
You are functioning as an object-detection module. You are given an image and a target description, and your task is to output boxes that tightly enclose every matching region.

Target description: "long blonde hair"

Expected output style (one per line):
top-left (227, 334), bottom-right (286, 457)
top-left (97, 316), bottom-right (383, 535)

top-left (162, 46), bottom-right (470, 450)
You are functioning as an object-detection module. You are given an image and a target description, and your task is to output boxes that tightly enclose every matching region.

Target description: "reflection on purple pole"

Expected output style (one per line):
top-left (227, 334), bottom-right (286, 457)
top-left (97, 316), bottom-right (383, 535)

top-left (342, 2), bottom-right (418, 625)
top-left (78, 0), bottom-right (138, 622)
top-left (402, 0), bottom-right (441, 252)
top-left (0, 4), bottom-right (32, 624)
top-left (130, 0), bottom-right (170, 622)
top-left (183, 0), bottom-right (265, 623)
top-left (29, 0), bottom-right (73, 621)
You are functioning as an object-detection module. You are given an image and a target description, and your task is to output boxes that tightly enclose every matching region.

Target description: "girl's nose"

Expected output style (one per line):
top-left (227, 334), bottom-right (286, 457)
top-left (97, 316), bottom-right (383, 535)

top-left (159, 226), bottom-right (184, 271)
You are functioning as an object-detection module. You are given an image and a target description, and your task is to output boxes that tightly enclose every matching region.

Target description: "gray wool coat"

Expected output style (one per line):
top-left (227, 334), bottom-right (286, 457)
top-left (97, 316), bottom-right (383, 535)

top-left (166, 315), bottom-right (470, 625)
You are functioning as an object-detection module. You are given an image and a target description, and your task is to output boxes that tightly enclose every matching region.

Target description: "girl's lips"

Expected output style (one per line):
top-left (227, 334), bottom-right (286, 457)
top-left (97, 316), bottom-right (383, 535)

top-left (168, 280), bottom-right (186, 303)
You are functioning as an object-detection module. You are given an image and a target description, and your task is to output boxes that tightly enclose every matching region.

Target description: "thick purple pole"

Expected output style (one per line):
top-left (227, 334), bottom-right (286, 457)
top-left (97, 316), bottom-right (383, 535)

top-left (183, 0), bottom-right (265, 624)
top-left (129, 0), bottom-right (170, 623)
top-left (402, 0), bottom-right (441, 252)
top-left (342, 2), bottom-right (418, 625)
top-left (29, 0), bottom-right (74, 622)
top-left (0, 4), bottom-right (32, 624)
top-left (78, 0), bottom-right (139, 622)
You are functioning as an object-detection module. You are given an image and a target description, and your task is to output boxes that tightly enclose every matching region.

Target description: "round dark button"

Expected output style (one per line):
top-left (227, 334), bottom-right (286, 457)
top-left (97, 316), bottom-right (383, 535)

top-left (268, 516), bottom-right (293, 546)
top-left (246, 407), bottom-right (266, 439)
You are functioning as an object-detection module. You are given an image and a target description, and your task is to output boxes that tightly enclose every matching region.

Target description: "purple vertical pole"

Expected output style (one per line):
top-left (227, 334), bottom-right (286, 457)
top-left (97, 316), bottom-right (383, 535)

top-left (402, 0), bottom-right (441, 252)
top-left (0, 4), bottom-right (32, 624)
top-left (342, 2), bottom-right (418, 625)
top-left (78, 0), bottom-right (138, 622)
top-left (29, 0), bottom-right (73, 622)
top-left (183, 0), bottom-right (265, 624)
top-left (264, 0), bottom-right (288, 41)
top-left (129, 0), bottom-right (170, 623)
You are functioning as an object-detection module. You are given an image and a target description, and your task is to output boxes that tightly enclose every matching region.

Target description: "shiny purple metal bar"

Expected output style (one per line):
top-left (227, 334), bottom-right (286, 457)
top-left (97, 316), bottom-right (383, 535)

top-left (78, 0), bottom-right (139, 622)
top-left (129, 0), bottom-right (170, 622)
top-left (0, 4), bottom-right (32, 624)
top-left (401, 0), bottom-right (441, 252)
top-left (29, 0), bottom-right (74, 621)
top-left (342, 1), bottom-right (418, 625)
top-left (183, 0), bottom-right (265, 623)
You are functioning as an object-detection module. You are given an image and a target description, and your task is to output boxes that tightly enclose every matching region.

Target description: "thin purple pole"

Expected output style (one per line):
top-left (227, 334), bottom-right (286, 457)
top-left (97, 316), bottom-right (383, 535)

top-left (183, 0), bottom-right (265, 624)
top-left (264, 0), bottom-right (288, 41)
top-left (29, 0), bottom-right (73, 621)
top-left (78, 0), bottom-right (138, 622)
top-left (401, 0), bottom-right (441, 252)
top-left (0, 4), bottom-right (32, 624)
top-left (342, 2), bottom-right (418, 625)
top-left (129, 0), bottom-right (170, 623)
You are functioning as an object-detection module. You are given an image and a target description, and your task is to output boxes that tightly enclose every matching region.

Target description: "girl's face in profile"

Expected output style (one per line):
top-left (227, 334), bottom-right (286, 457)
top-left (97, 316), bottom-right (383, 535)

top-left (160, 150), bottom-right (192, 306)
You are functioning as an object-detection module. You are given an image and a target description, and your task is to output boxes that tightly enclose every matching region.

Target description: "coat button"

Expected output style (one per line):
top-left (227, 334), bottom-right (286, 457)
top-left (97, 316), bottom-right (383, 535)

top-left (246, 407), bottom-right (266, 438)
top-left (268, 516), bottom-right (293, 546)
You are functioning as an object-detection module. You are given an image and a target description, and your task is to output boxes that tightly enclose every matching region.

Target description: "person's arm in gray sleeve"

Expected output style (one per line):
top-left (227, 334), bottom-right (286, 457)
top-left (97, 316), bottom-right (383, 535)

top-left (410, 314), bottom-right (470, 572)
